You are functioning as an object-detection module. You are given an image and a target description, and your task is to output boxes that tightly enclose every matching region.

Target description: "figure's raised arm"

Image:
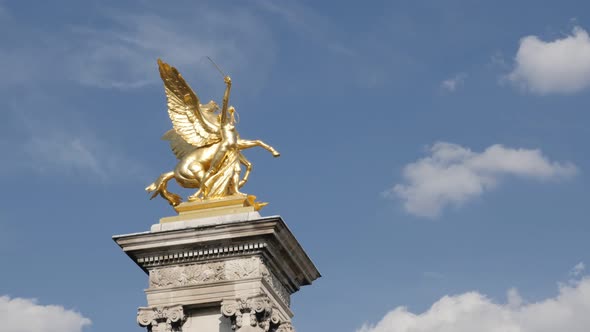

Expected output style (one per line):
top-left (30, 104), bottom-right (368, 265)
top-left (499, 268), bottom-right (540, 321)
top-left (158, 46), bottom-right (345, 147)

top-left (221, 76), bottom-right (232, 124)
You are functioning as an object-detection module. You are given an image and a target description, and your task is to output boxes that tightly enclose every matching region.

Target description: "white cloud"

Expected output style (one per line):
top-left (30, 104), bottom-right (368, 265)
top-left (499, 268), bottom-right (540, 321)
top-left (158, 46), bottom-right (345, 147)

top-left (0, 296), bottom-right (91, 332)
top-left (358, 276), bottom-right (590, 332)
top-left (508, 26), bottom-right (590, 94)
top-left (390, 142), bottom-right (577, 218)
top-left (440, 73), bottom-right (467, 92)
top-left (571, 262), bottom-right (586, 277)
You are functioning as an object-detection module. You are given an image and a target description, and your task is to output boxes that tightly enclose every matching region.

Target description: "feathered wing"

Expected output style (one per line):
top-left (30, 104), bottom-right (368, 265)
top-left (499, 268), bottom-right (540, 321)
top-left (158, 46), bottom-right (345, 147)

top-left (162, 129), bottom-right (195, 160)
top-left (158, 59), bottom-right (221, 148)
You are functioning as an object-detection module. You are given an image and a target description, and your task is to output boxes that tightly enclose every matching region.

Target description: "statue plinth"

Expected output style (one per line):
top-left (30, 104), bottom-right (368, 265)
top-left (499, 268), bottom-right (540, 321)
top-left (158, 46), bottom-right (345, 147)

top-left (113, 211), bottom-right (320, 332)
top-left (161, 195), bottom-right (267, 224)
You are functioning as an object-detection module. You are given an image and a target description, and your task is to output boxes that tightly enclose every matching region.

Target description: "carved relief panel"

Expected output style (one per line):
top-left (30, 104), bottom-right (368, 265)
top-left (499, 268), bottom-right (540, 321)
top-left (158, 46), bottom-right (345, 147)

top-left (149, 256), bottom-right (291, 306)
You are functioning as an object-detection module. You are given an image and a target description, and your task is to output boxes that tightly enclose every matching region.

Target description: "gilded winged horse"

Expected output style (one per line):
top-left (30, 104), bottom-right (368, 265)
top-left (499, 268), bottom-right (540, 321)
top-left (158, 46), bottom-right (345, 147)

top-left (146, 59), bottom-right (280, 206)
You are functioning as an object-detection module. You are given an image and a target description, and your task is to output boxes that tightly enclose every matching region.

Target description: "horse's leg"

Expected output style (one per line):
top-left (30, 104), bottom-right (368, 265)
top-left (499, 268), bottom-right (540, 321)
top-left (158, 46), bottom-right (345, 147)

top-left (145, 171), bottom-right (182, 206)
top-left (178, 143), bottom-right (219, 201)
top-left (186, 162), bottom-right (207, 201)
top-left (146, 171), bottom-right (174, 199)
top-left (237, 139), bottom-right (280, 157)
top-left (238, 154), bottom-right (252, 188)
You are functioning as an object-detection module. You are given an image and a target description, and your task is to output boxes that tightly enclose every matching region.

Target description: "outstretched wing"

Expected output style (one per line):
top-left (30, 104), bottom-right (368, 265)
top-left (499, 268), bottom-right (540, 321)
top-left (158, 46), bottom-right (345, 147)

top-left (158, 59), bottom-right (221, 148)
top-left (162, 129), bottom-right (195, 160)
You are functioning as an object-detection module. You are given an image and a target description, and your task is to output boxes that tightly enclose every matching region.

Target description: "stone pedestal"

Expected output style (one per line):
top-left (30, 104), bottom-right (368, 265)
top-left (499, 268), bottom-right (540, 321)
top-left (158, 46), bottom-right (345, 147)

top-left (113, 211), bottom-right (320, 332)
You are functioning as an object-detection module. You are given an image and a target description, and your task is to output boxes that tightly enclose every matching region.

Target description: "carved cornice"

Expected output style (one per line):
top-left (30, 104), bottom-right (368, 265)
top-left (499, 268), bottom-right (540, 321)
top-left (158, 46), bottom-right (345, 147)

top-left (221, 295), bottom-right (292, 331)
top-left (114, 216), bottom-right (321, 298)
top-left (137, 242), bottom-right (267, 268)
top-left (137, 305), bottom-right (185, 332)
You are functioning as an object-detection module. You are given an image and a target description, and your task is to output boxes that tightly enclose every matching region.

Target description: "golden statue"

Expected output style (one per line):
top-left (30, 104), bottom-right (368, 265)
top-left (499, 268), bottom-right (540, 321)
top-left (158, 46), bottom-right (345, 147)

top-left (146, 59), bottom-right (280, 208)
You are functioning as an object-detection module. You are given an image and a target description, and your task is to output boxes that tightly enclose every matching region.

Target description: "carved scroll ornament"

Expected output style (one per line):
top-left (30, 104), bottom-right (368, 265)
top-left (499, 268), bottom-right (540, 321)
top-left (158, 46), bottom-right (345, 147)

top-left (221, 295), bottom-right (293, 332)
top-left (137, 305), bottom-right (185, 332)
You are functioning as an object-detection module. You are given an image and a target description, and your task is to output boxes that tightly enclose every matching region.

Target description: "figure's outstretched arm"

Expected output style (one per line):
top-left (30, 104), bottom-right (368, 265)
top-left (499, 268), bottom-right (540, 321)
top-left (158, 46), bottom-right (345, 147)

top-left (221, 76), bottom-right (232, 124)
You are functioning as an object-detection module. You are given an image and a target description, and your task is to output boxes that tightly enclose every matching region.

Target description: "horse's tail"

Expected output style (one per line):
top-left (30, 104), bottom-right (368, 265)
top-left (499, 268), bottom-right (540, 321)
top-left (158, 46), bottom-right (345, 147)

top-left (145, 171), bottom-right (182, 206)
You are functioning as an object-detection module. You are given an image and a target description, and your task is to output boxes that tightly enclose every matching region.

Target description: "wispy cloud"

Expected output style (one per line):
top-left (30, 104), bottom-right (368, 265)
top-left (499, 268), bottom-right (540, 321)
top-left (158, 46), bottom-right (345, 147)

top-left (2, 100), bottom-right (150, 183)
top-left (66, 9), bottom-right (275, 90)
top-left (388, 142), bottom-right (577, 218)
top-left (0, 4), bottom-right (276, 91)
top-left (23, 134), bottom-right (105, 178)
top-left (507, 26), bottom-right (590, 94)
top-left (255, 0), bottom-right (355, 57)
top-left (440, 73), bottom-right (467, 92)
top-left (0, 296), bottom-right (90, 332)
top-left (20, 131), bottom-right (149, 183)
top-left (0, 3), bottom-right (275, 182)
top-left (571, 262), bottom-right (586, 278)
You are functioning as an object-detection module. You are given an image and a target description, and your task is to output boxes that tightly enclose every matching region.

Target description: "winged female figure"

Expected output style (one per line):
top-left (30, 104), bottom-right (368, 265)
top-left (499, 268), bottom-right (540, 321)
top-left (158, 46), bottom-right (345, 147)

top-left (145, 59), bottom-right (280, 206)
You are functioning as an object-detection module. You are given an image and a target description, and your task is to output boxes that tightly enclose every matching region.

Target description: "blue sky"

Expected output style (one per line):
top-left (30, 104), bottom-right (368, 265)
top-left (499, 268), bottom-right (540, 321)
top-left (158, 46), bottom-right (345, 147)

top-left (1, 0), bottom-right (590, 331)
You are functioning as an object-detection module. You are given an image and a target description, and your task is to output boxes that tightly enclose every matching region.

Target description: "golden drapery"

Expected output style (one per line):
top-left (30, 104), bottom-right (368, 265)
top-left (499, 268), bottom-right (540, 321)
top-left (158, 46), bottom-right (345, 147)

top-left (202, 149), bottom-right (241, 198)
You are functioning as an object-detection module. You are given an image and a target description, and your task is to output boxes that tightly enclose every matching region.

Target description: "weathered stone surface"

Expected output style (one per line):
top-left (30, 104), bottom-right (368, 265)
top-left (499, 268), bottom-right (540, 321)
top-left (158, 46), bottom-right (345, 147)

top-left (115, 214), bottom-right (318, 332)
top-left (153, 211), bottom-right (263, 231)
top-left (148, 257), bottom-right (291, 306)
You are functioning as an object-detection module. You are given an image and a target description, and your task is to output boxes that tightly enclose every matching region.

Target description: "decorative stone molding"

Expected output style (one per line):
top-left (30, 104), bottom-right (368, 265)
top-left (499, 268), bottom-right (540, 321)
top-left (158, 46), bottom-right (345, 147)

top-left (114, 216), bottom-right (321, 307)
top-left (137, 242), bottom-right (268, 268)
top-left (225, 256), bottom-right (262, 278)
top-left (150, 262), bottom-right (225, 288)
top-left (137, 305), bottom-right (185, 332)
top-left (221, 295), bottom-right (288, 331)
top-left (260, 264), bottom-right (291, 306)
top-left (149, 257), bottom-right (291, 306)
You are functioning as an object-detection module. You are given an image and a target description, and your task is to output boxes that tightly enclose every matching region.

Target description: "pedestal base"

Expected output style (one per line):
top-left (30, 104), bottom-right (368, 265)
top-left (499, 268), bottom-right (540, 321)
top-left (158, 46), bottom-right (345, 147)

top-left (161, 195), bottom-right (267, 224)
top-left (114, 212), bottom-right (319, 332)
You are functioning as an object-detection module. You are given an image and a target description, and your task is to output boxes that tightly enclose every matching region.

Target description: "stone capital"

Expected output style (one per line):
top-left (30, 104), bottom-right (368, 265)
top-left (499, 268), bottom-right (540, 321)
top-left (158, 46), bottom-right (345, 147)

top-left (221, 295), bottom-right (291, 331)
top-left (137, 305), bottom-right (185, 332)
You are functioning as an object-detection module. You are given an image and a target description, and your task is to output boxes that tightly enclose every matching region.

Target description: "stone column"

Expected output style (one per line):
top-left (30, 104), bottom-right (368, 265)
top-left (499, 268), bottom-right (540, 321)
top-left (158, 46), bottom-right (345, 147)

top-left (114, 212), bottom-right (320, 332)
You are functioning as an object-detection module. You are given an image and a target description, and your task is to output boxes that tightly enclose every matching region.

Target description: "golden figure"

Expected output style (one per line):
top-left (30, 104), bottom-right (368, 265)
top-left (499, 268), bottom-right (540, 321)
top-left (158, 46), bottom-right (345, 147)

top-left (146, 59), bottom-right (280, 207)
